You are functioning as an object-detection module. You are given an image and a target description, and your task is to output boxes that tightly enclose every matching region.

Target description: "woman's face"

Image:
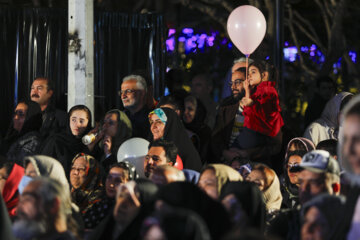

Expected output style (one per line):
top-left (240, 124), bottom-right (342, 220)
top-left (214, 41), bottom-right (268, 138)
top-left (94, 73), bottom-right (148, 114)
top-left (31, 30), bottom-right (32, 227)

top-left (198, 168), bottom-right (218, 199)
top-left (246, 170), bottom-right (266, 192)
top-left (70, 110), bottom-right (89, 137)
top-left (183, 101), bottom-right (196, 124)
top-left (106, 167), bottom-right (128, 198)
top-left (248, 65), bottom-right (263, 87)
top-left (103, 113), bottom-right (118, 137)
top-left (25, 162), bottom-right (38, 178)
top-left (13, 103), bottom-right (28, 132)
top-left (150, 114), bottom-right (166, 141)
top-left (287, 155), bottom-right (302, 185)
top-left (70, 157), bottom-right (88, 189)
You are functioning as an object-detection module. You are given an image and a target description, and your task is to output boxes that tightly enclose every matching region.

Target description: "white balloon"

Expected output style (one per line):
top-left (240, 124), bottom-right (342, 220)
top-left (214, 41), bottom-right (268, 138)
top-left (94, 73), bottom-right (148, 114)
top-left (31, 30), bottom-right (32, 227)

top-left (117, 137), bottom-right (149, 178)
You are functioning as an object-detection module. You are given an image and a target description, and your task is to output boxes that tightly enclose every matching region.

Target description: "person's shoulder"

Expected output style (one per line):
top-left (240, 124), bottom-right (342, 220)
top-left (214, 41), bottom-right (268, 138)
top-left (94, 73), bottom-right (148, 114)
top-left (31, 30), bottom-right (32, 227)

top-left (219, 96), bottom-right (238, 107)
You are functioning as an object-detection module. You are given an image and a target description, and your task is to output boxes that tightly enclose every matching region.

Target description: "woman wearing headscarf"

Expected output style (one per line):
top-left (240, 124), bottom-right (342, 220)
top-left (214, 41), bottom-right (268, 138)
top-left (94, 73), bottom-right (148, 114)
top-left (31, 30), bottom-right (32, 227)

top-left (69, 153), bottom-right (104, 216)
top-left (148, 107), bottom-right (202, 171)
top-left (304, 92), bottom-right (353, 146)
top-left (281, 137), bottom-right (315, 209)
top-left (87, 109), bottom-right (132, 173)
top-left (1, 100), bottom-right (42, 165)
top-left (41, 105), bottom-right (92, 174)
top-left (83, 161), bottom-right (138, 229)
top-left (198, 163), bottom-right (243, 200)
top-left (156, 181), bottom-right (231, 240)
top-left (220, 181), bottom-right (266, 232)
top-left (0, 158), bottom-right (24, 218)
top-left (183, 96), bottom-right (212, 163)
top-left (89, 178), bottom-right (158, 240)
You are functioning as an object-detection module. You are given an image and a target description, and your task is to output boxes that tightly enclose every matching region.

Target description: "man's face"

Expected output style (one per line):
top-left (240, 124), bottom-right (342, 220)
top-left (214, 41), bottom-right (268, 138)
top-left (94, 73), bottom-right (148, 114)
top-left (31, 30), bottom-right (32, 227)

top-left (121, 80), bottom-right (145, 111)
top-left (301, 206), bottom-right (329, 240)
top-left (70, 157), bottom-right (88, 189)
top-left (144, 146), bottom-right (169, 177)
top-left (30, 79), bottom-right (53, 108)
top-left (198, 168), bottom-right (218, 199)
top-left (298, 170), bottom-right (330, 204)
top-left (106, 167), bottom-right (128, 198)
top-left (318, 82), bottom-right (335, 100)
top-left (230, 71), bottom-right (245, 99)
top-left (191, 76), bottom-right (210, 98)
top-left (13, 180), bottom-right (56, 239)
top-left (13, 102), bottom-right (28, 132)
top-left (341, 115), bottom-right (360, 174)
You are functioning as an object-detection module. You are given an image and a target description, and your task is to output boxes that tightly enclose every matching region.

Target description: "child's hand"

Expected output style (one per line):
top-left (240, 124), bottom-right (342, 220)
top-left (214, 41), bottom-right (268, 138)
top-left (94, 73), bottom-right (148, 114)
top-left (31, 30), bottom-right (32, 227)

top-left (244, 78), bottom-right (250, 98)
top-left (103, 135), bottom-right (112, 156)
top-left (240, 97), bottom-right (253, 107)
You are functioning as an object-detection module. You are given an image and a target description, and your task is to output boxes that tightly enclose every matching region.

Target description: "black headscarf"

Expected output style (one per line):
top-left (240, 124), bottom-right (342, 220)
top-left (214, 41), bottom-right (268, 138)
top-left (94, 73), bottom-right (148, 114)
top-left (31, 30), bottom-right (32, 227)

top-left (183, 96), bottom-right (208, 134)
top-left (0, 195), bottom-right (16, 240)
top-left (142, 208), bottom-right (211, 240)
top-left (40, 105), bottom-right (92, 174)
top-left (156, 181), bottom-right (231, 240)
top-left (149, 108), bottom-right (202, 171)
top-left (102, 109), bottom-right (132, 156)
top-left (220, 181), bottom-right (266, 232)
top-left (2, 100), bottom-right (42, 154)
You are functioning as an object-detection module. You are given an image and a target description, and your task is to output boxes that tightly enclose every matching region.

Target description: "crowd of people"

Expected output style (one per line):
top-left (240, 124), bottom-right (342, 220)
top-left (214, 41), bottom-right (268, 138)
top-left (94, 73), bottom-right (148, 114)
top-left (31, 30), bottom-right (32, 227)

top-left (1, 57), bottom-right (360, 240)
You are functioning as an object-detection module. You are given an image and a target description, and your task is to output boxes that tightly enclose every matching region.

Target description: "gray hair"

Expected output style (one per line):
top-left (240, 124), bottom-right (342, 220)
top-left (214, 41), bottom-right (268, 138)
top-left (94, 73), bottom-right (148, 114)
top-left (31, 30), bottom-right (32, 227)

top-left (33, 177), bottom-right (73, 217)
top-left (123, 75), bottom-right (147, 92)
top-left (157, 165), bottom-right (186, 182)
top-left (233, 57), bottom-right (254, 65)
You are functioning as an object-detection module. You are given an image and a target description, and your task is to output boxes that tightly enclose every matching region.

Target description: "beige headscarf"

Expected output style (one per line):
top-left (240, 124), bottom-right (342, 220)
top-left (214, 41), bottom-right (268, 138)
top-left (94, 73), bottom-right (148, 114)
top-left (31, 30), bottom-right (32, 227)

top-left (205, 164), bottom-right (243, 196)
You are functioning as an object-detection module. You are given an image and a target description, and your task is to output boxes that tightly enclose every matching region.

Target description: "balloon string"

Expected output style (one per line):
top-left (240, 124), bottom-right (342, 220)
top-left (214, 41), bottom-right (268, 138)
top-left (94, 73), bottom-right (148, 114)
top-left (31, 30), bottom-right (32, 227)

top-left (245, 55), bottom-right (250, 98)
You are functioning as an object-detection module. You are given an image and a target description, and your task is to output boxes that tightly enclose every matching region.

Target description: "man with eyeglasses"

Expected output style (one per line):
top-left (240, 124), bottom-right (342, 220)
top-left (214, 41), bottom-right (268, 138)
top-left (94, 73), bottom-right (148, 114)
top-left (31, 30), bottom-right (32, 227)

top-left (120, 74), bottom-right (150, 139)
top-left (144, 140), bottom-right (178, 178)
top-left (30, 77), bottom-right (67, 139)
top-left (209, 67), bottom-right (247, 163)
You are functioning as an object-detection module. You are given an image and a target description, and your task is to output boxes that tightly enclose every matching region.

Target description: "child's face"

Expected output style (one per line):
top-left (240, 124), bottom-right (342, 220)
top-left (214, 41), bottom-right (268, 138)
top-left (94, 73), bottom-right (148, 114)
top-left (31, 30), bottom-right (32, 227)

top-left (248, 66), bottom-right (263, 87)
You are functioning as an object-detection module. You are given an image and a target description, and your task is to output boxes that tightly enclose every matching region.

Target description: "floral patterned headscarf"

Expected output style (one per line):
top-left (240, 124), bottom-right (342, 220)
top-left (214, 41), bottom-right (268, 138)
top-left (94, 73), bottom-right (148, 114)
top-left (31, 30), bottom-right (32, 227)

top-left (70, 153), bottom-right (104, 213)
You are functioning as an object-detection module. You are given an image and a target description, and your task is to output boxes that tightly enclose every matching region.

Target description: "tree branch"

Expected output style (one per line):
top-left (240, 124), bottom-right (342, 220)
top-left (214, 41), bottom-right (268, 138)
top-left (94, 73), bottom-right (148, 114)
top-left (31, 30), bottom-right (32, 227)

top-left (314, 0), bottom-right (331, 41)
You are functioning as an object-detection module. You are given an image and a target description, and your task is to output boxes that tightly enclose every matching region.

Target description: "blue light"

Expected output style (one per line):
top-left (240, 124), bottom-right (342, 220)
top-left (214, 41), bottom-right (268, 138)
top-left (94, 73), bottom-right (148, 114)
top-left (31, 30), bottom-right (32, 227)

top-left (178, 37), bottom-right (186, 42)
top-left (349, 51), bottom-right (357, 63)
top-left (285, 41), bottom-right (289, 47)
top-left (283, 46), bottom-right (298, 62)
top-left (227, 42), bottom-right (232, 48)
top-left (182, 28), bottom-right (194, 35)
top-left (266, 56), bottom-right (270, 60)
top-left (300, 46), bottom-right (309, 52)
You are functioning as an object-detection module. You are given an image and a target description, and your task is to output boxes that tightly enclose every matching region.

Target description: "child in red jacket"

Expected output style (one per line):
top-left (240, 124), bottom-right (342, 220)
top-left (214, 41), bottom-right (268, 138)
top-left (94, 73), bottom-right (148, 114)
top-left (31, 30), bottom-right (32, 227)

top-left (232, 60), bottom-right (284, 149)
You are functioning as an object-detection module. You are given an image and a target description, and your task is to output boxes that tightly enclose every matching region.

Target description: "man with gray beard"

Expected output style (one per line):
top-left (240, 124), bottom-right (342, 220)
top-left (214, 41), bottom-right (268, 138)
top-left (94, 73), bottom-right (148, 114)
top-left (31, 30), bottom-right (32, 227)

top-left (13, 178), bottom-right (76, 240)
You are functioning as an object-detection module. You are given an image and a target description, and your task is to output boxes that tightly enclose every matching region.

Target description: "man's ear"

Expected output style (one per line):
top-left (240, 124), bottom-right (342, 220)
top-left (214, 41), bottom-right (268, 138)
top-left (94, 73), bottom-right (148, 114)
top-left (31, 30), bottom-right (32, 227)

top-left (332, 182), bottom-right (341, 194)
top-left (48, 89), bottom-right (54, 97)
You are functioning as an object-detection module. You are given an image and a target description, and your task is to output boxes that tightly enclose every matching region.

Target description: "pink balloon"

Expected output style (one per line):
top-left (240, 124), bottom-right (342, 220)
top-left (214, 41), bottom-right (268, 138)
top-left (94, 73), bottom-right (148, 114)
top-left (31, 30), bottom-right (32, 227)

top-left (227, 5), bottom-right (267, 55)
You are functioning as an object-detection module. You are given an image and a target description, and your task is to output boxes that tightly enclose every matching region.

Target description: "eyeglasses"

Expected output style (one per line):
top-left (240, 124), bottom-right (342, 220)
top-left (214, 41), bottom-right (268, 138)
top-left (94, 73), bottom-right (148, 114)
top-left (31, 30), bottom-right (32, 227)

top-left (145, 155), bottom-right (161, 162)
top-left (229, 79), bottom-right (244, 87)
top-left (14, 110), bottom-right (26, 118)
top-left (103, 119), bottom-right (117, 126)
top-left (119, 89), bottom-right (137, 96)
top-left (287, 163), bottom-right (300, 169)
top-left (71, 166), bottom-right (86, 174)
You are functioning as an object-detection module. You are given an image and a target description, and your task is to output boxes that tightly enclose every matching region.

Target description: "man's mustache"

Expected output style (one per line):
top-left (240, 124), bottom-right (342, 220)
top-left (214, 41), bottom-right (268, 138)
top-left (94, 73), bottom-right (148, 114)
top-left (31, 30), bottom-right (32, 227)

top-left (31, 94), bottom-right (39, 98)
